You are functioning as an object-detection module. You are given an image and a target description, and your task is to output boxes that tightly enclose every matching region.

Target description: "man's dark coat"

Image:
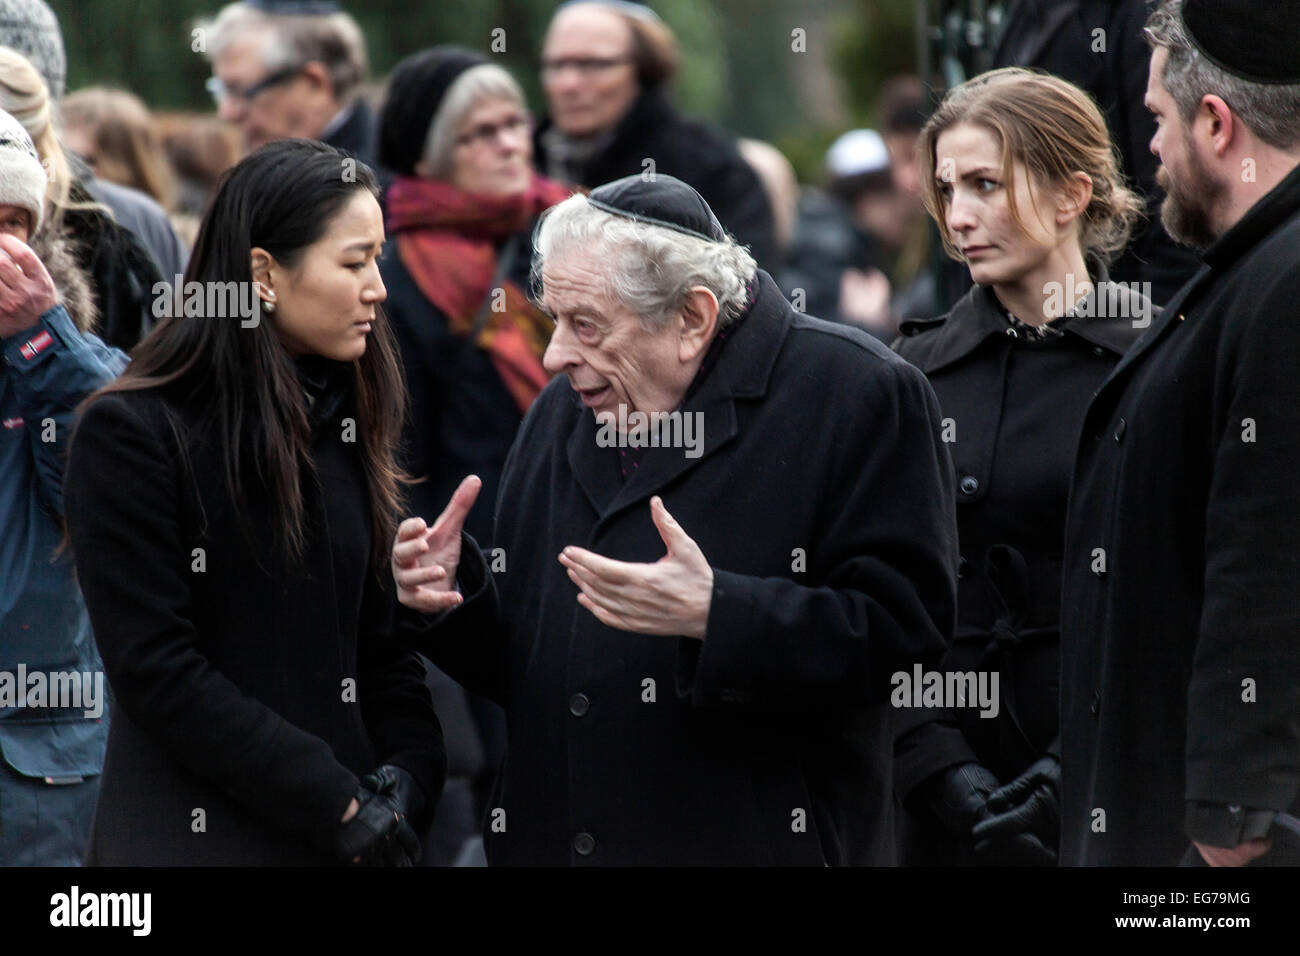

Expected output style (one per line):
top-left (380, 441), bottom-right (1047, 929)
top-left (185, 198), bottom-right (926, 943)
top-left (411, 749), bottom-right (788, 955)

top-left (1060, 164), bottom-right (1300, 866)
top-left (419, 272), bottom-right (958, 865)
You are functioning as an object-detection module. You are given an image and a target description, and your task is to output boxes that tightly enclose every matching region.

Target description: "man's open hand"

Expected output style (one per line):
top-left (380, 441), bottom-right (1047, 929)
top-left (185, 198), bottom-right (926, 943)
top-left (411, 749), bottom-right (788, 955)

top-left (559, 496), bottom-right (713, 639)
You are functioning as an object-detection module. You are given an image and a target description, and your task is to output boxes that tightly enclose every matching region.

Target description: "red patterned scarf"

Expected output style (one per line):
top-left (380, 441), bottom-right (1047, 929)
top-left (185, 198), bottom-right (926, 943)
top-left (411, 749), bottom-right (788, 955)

top-left (385, 175), bottom-right (573, 413)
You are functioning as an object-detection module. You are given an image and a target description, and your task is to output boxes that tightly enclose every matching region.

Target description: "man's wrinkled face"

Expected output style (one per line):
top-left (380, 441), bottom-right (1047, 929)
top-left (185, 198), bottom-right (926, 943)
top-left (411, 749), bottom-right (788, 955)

top-left (540, 249), bottom-right (692, 421)
top-left (541, 4), bottom-right (640, 139)
top-left (213, 31), bottom-right (318, 151)
top-left (1146, 46), bottom-right (1225, 249)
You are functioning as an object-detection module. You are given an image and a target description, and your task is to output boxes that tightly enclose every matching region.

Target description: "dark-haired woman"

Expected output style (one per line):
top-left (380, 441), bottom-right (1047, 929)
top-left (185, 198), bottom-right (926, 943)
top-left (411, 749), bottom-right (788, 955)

top-left (63, 140), bottom-right (452, 866)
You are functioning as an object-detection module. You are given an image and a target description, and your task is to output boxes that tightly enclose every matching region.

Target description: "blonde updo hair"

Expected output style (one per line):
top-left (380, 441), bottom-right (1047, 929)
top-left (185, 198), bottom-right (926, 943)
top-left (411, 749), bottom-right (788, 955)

top-left (917, 67), bottom-right (1144, 265)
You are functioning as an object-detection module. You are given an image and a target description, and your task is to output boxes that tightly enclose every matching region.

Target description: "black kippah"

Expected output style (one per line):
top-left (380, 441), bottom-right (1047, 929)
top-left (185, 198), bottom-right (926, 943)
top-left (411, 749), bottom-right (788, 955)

top-left (1182, 0), bottom-right (1300, 85)
top-left (245, 0), bottom-right (342, 13)
top-left (587, 174), bottom-right (728, 242)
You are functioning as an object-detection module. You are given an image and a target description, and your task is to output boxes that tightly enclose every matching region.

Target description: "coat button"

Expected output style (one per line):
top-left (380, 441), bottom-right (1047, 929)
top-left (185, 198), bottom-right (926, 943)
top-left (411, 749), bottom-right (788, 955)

top-left (1090, 691), bottom-right (1101, 716)
top-left (1092, 346), bottom-right (1105, 357)
top-left (573, 832), bottom-right (596, 856)
top-left (1113, 418), bottom-right (1127, 442)
top-left (959, 475), bottom-right (979, 495)
top-left (568, 693), bottom-right (590, 717)
top-left (957, 556), bottom-right (969, 579)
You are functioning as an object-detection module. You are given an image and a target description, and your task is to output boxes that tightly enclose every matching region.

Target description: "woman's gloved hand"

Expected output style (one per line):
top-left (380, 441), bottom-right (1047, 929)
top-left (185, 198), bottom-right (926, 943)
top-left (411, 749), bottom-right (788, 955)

top-left (924, 762), bottom-right (1001, 839)
top-left (335, 765), bottom-right (425, 866)
top-left (971, 754), bottom-right (1060, 866)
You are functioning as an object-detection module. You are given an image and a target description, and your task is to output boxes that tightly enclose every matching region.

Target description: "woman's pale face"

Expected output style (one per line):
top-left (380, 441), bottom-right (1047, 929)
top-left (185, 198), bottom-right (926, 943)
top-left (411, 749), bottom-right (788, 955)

top-left (933, 122), bottom-right (1064, 286)
top-left (0, 204), bottom-right (31, 242)
top-left (263, 189), bottom-right (387, 363)
top-left (447, 96), bottom-right (533, 196)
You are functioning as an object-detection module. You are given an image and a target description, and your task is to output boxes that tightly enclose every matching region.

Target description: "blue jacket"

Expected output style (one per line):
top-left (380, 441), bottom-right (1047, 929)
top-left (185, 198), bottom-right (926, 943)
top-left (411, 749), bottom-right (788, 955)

top-left (1, 305), bottom-right (125, 796)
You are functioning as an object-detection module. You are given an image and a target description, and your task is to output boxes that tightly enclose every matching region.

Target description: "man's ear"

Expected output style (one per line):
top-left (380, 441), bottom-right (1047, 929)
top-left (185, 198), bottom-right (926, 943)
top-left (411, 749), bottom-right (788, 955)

top-left (300, 61), bottom-right (334, 100)
top-left (678, 286), bottom-right (720, 363)
top-left (1200, 94), bottom-right (1236, 157)
top-left (1056, 171), bottom-right (1094, 228)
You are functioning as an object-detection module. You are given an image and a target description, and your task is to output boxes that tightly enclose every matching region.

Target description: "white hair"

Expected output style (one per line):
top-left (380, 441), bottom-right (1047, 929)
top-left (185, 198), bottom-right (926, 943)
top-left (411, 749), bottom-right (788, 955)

top-left (420, 64), bottom-right (526, 179)
top-left (532, 193), bottom-right (758, 331)
top-left (201, 2), bottom-right (368, 103)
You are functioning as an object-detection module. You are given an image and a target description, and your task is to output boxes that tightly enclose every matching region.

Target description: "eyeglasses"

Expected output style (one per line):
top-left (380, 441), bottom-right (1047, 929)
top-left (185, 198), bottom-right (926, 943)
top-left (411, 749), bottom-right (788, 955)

top-left (455, 112), bottom-right (534, 149)
top-left (539, 56), bottom-right (633, 76)
top-left (206, 66), bottom-right (301, 105)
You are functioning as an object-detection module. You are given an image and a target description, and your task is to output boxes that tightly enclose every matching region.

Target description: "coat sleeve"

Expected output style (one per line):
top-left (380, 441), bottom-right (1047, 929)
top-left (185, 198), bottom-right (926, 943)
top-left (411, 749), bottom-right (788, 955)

top-left (63, 393), bottom-right (360, 852)
top-left (1, 305), bottom-right (125, 516)
top-left (357, 569), bottom-right (448, 824)
top-left (1184, 272), bottom-right (1300, 826)
top-left (677, 354), bottom-right (958, 712)
top-left (399, 532), bottom-right (509, 707)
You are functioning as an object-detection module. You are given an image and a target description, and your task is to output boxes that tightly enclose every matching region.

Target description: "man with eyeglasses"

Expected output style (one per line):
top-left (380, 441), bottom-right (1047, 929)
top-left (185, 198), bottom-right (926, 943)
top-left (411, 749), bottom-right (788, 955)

top-left (534, 1), bottom-right (777, 273)
top-left (200, 0), bottom-right (377, 166)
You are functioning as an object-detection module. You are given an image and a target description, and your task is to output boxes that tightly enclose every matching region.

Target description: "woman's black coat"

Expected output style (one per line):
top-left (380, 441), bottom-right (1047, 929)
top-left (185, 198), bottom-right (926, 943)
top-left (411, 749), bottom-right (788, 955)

top-left (63, 364), bottom-right (446, 865)
top-left (412, 272), bottom-right (958, 866)
top-left (891, 269), bottom-right (1146, 862)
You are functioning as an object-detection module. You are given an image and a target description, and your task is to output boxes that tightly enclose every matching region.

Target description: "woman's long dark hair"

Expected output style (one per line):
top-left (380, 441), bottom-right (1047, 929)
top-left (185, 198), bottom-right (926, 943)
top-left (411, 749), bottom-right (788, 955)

top-left (84, 139), bottom-right (406, 573)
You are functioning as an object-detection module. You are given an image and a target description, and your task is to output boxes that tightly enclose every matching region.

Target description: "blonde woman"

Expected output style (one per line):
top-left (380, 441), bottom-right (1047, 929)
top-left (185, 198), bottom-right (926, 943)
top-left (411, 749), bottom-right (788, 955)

top-left (892, 67), bottom-right (1151, 866)
top-left (0, 46), bottom-right (168, 350)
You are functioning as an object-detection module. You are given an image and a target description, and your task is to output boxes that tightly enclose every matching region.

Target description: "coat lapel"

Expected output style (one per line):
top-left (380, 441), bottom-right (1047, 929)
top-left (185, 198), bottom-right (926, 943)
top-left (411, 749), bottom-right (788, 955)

top-left (1097, 263), bottom-right (1214, 396)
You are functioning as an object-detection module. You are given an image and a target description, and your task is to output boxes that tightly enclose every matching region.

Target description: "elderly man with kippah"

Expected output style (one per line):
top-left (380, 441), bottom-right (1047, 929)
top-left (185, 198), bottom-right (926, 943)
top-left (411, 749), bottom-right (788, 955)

top-left (391, 173), bottom-right (958, 866)
top-left (1060, 0), bottom-right (1300, 866)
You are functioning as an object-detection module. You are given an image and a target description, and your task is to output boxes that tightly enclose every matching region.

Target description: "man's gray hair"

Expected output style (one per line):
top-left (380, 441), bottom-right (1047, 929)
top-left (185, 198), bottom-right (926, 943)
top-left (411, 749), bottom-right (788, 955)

top-left (1145, 0), bottom-right (1300, 150)
top-left (420, 64), bottom-right (526, 179)
top-left (201, 2), bottom-right (368, 104)
top-left (533, 193), bottom-right (758, 331)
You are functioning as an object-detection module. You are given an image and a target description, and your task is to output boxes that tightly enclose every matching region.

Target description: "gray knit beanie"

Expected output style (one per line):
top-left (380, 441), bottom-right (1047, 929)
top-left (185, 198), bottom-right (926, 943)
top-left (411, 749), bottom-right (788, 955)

top-left (0, 0), bottom-right (64, 100)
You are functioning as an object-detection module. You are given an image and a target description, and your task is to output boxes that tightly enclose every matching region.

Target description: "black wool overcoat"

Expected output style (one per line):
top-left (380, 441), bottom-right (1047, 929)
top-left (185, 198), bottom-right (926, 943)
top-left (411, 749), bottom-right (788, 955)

top-left (63, 362), bottom-right (446, 865)
top-left (1060, 165), bottom-right (1300, 866)
top-left (416, 272), bottom-right (958, 865)
top-left (892, 268), bottom-right (1146, 863)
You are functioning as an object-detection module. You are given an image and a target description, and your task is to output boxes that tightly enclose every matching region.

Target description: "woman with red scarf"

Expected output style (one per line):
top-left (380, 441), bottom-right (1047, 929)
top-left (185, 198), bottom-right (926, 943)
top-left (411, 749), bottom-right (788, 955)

top-left (376, 46), bottom-right (570, 865)
top-left (379, 47), bottom-right (570, 546)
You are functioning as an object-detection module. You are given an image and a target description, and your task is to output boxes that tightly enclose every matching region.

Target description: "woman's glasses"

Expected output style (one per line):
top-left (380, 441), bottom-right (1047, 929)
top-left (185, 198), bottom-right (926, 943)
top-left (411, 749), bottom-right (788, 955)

top-left (455, 113), bottom-right (534, 149)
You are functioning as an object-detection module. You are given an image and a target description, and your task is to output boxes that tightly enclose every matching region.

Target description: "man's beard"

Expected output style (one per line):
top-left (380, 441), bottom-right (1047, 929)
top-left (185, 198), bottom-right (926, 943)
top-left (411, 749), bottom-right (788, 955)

top-left (1157, 147), bottom-right (1224, 250)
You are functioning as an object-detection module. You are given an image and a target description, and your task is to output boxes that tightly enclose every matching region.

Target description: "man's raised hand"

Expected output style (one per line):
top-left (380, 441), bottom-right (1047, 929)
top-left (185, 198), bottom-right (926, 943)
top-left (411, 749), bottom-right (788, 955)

top-left (391, 474), bottom-right (481, 614)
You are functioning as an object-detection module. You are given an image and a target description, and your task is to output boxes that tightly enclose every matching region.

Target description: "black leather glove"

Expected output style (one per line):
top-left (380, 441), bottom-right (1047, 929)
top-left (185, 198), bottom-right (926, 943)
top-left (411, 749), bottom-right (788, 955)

top-left (924, 762), bottom-right (1000, 840)
top-left (334, 765), bottom-right (425, 866)
top-left (971, 754), bottom-right (1059, 866)
top-left (364, 764), bottom-right (427, 828)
